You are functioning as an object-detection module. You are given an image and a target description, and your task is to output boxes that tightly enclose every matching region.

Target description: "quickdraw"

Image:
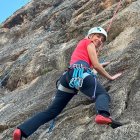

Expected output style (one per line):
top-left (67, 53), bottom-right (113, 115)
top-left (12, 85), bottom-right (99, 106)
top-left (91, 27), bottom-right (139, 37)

top-left (69, 64), bottom-right (96, 90)
top-left (69, 64), bottom-right (85, 89)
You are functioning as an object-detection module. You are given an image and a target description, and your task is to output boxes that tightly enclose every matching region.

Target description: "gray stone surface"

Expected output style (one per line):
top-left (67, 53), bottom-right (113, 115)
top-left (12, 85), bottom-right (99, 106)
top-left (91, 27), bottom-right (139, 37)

top-left (0, 0), bottom-right (140, 139)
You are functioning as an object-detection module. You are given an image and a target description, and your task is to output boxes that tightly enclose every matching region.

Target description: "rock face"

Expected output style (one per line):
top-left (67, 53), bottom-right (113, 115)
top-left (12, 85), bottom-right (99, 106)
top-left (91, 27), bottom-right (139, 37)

top-left (0, 0), bottom-right (140, 139)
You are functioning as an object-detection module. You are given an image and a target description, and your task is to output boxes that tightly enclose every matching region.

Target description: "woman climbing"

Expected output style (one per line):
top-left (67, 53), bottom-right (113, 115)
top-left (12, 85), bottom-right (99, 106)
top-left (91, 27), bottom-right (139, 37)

top-left (13, 27), bottom-right (122, 140)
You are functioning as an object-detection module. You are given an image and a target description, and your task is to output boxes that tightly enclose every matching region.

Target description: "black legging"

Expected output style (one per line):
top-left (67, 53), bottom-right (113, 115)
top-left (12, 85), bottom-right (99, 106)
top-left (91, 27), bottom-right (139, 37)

top-left (18, 70), bottom-right (110, 138)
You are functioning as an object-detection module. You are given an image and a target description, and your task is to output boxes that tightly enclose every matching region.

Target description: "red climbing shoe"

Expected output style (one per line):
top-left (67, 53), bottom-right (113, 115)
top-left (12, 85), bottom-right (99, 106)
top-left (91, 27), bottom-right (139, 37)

top-left (13, 129), bottom-right (22, 140)
top-left (95, 114), bottom-right (112, 124)
top-left (95, 114), bottom-right (123, 128)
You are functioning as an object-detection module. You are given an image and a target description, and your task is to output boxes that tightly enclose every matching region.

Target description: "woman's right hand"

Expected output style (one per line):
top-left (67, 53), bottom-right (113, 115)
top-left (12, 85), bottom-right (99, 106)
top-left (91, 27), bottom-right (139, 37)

top-left (110, 72), bottom-right (122, 80)
top-left (101, 61), bottom-right (110, 67)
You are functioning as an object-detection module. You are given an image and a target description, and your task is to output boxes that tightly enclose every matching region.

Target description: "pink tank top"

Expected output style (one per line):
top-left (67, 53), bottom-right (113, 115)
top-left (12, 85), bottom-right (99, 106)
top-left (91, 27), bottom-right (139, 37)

top-left (70, 38), bottom-right (92, 67)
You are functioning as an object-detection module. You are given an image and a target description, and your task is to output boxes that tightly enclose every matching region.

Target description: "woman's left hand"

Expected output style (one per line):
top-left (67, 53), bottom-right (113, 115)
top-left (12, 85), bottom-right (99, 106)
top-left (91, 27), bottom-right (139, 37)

top-left (110, 72), bottom-right (123, 80)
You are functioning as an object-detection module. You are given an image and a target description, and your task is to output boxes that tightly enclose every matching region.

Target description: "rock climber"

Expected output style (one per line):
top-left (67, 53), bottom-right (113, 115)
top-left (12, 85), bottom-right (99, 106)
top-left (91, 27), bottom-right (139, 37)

top-left (13, 26), bottom-right (122, 140)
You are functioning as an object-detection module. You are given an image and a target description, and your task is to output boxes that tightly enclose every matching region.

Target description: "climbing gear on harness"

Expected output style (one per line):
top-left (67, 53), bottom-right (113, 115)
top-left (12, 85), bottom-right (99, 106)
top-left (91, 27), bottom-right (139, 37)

top-left (69, 64), bottom-right (84, 89)
top-left (13, 128), bottom-right (22, 140)
top-left (87, 27), bottom-right (107, 41)
top-left (68, 64), bottom-right (97, 98)
top-left (69, 64), bottom-right (94, 89)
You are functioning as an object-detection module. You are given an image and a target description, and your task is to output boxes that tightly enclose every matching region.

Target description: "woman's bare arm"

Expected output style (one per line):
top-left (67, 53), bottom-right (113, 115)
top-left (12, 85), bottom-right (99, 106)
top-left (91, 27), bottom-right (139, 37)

top-left (87, 43), bottom-right (122, 80)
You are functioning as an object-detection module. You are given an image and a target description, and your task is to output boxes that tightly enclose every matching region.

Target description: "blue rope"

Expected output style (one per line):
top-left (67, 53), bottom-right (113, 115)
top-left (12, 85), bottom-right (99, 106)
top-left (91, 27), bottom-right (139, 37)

top-left (47, 118), bottom-right (56, 133)
top-left (47, 96), bottom-right (56, 133)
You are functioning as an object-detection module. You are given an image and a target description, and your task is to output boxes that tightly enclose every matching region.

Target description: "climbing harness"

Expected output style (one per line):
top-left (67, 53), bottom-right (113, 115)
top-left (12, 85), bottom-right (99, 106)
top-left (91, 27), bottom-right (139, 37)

top-left (68, 64), bottom-right (97, 98)
top-left (58, 83), bottom-right (75, 94)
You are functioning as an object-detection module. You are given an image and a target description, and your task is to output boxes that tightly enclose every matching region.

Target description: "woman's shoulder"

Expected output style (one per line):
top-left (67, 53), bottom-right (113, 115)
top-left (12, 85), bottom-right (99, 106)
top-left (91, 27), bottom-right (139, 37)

top-left (79, 38), bottom-right (92, 44)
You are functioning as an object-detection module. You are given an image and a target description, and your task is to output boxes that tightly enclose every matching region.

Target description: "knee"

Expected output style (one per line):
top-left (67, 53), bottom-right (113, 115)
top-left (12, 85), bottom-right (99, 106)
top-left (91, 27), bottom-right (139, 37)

top-left (45, 107), bottom-right (60, 118)
top-left (96, 92), bottom-right (111, 102)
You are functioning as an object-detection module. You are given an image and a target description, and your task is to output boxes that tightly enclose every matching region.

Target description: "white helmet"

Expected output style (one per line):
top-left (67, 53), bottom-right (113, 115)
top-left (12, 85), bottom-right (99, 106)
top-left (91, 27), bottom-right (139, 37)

top-left (87, 27), bottom-right (107, 41)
